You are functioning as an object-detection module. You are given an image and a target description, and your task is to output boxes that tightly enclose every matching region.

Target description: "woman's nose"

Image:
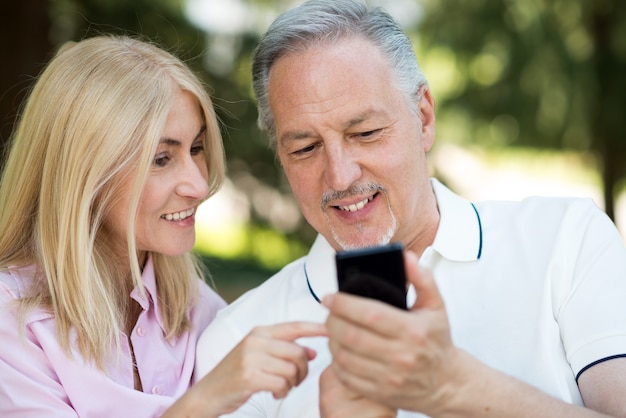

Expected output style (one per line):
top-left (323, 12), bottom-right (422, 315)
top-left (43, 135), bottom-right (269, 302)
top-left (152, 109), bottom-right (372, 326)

top-left (176, 159), bottom-right (210, 200)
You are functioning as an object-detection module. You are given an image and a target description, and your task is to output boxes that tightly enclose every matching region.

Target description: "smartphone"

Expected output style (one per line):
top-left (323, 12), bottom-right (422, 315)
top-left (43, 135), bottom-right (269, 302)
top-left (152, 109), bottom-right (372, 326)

top-left (335, 243), bottom-right (407, 310)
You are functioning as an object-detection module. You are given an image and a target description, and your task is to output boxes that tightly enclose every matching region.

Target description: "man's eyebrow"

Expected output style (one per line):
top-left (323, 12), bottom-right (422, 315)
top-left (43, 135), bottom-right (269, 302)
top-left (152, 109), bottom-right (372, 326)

top-left (159, 125), bottom-right (206, 146)
top-left (279, 130), bottom-right (317, 146)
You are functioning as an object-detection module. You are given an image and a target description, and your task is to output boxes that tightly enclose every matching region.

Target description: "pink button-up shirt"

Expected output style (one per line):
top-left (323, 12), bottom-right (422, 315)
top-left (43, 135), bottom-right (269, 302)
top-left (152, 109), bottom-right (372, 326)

top-left (0, 256), bottom-right (226, 417)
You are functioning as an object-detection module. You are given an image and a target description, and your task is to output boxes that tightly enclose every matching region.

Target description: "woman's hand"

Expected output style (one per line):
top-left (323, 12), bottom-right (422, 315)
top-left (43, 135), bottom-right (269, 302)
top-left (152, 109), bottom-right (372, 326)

top-left (164, 321), bottom-right (326, 417)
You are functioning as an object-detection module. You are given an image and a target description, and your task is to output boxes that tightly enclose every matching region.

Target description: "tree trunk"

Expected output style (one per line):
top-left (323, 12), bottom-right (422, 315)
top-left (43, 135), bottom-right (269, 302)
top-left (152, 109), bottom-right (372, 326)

top-left (590, 0), bottom-right (625, 222)
top-left (601, 148), bottom-right (617, 221)
top-left (0, 0), bottom-right (52, 162)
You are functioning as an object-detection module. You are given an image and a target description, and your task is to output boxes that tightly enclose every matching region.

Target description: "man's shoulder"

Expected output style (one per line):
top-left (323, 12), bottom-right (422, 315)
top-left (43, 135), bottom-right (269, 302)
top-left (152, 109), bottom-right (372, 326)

top-left (474, 195), bottom-right (618, 249)
top-left (476, 194), bottom-right (602, 220)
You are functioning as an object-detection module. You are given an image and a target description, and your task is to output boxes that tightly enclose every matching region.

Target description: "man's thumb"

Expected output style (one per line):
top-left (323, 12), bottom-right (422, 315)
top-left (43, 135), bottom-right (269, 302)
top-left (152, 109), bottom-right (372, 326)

top-left (405, 251), bottom-right (444, 311)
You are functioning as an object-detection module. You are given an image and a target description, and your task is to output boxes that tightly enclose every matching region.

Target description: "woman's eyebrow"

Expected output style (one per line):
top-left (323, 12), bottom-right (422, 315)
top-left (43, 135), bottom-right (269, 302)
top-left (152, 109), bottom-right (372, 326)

top-left (159, 125), bottom-right (207, 146)
top-left (194, 125), bottom-right (207, 141)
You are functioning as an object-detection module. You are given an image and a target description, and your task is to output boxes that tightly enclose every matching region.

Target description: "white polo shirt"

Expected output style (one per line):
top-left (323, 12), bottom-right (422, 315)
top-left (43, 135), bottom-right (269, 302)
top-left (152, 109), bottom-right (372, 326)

top-left (196, 179), bottom-right (626, 418)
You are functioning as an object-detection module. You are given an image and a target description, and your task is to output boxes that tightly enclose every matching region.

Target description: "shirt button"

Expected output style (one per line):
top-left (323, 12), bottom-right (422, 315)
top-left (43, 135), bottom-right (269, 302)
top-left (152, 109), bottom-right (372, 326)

top-left (136, 326), bottom-right (146, 337)
top-left (152, 385), bottom-right (162, 395)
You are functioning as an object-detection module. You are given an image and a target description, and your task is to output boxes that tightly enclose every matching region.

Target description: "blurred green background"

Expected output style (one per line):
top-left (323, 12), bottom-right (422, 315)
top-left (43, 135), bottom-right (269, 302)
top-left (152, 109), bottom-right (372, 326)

top-left (1, 0), bottom-right (625, 302)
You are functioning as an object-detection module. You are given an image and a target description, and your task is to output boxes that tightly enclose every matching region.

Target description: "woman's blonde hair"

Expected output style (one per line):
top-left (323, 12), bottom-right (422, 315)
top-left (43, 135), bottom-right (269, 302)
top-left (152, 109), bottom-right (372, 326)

top-left (0, 35), bottom-right (225, 366)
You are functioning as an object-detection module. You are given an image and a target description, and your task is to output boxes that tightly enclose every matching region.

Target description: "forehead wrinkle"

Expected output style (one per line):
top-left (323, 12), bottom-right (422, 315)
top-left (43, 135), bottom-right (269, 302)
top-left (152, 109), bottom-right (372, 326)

top-left (344, 109), bottom-right (389, 129)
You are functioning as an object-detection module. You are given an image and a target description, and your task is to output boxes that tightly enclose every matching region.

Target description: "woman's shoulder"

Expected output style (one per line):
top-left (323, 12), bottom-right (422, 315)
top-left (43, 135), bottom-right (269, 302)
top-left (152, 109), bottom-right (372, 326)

top-left (0, 266), bottom-right (52, 323)
top-left (0, 266), bottom-right (34, 300)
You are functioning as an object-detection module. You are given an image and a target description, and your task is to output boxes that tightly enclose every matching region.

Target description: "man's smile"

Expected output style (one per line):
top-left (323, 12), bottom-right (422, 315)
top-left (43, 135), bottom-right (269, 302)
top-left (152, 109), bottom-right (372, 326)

top-left (335, 193), bottom-right (377, 212)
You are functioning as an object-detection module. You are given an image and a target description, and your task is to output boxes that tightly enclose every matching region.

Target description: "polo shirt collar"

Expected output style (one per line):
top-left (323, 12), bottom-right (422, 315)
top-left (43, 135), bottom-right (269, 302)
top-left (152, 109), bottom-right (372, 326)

top-left (303, 234), bottom-right (338, 302)
top-left (429, 178), bottom-right (483, 261)
top-left (304, 178), bottom-right (483, 301)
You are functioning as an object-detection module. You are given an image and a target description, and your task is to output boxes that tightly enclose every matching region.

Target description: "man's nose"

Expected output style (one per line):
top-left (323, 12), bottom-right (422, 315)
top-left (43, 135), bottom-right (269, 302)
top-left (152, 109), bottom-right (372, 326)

top-left (323, 142), bottom-right (362, 191)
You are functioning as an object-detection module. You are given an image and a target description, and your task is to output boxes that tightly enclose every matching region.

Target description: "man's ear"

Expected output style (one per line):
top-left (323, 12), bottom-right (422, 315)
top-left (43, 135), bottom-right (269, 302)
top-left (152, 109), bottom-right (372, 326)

top-left (417, 86), bottom-right (436, 152)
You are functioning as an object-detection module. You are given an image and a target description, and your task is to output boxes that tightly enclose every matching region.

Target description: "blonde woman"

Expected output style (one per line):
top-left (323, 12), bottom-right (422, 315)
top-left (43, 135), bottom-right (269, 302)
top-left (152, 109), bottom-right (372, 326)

top-left (0, 35), bottom-right (325, 417)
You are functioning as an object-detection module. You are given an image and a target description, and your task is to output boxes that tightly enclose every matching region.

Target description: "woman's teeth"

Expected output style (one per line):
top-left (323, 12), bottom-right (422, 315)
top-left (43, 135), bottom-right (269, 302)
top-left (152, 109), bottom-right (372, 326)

top-left (339, 196), bottom-right (373, 212)
top-left (163, 208), bottom-right (194, 221)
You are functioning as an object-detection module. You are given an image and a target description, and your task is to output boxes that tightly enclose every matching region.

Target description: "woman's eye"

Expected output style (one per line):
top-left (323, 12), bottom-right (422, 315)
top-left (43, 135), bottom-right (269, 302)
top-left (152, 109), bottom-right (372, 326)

top-left (191, 144), bottom-right (205, 156)
top-left (153, 153), bottom-right (170, 167)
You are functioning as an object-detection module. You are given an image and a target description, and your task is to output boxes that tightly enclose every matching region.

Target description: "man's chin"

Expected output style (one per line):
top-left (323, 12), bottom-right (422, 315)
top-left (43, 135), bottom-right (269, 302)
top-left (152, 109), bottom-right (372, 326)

top-left (332, 234), bottom-right (392, 251)
top-left (324, 216), bottom-right (397, 251)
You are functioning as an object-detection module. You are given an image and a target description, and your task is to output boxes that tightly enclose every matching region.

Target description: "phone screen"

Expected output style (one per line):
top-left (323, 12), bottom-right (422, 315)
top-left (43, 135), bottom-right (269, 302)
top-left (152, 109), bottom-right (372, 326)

top-left (335, 243), bottom-right (407, 310)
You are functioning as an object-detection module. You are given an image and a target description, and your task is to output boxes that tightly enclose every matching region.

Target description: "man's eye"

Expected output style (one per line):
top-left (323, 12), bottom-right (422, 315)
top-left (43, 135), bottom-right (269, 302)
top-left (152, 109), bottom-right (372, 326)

top-left (291, 143), bottom-right (318, 156)
top-left (153, 154), bottom-right (170, 167)
top-left (354, 129), bottom-right (381, 139)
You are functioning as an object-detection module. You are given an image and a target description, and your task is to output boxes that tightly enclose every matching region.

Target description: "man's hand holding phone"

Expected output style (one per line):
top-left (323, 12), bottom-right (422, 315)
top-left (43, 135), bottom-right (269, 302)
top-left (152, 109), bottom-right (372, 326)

top-left (324, 250), bottom-right (462, 416)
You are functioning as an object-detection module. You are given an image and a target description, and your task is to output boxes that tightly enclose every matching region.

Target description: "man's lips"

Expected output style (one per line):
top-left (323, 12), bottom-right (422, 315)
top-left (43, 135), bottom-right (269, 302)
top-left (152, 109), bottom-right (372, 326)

top-left (333, 193), bottom-right (377, 212)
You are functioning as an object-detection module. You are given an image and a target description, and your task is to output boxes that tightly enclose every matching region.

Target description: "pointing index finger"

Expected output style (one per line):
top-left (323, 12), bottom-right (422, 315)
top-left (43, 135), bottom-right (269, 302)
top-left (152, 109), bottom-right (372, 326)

top-left (255, 321), bottom-right (327, 341)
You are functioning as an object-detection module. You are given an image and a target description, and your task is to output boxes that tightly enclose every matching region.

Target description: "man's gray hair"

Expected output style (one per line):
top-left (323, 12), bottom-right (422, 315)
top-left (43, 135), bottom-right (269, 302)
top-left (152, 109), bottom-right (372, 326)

top-left (251, 0), bottom-right (428, 148)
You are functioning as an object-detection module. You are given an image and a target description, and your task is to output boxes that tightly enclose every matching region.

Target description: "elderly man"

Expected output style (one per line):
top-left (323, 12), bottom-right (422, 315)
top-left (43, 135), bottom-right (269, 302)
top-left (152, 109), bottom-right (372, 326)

top-left (196, 1), bottom-right (626, 417)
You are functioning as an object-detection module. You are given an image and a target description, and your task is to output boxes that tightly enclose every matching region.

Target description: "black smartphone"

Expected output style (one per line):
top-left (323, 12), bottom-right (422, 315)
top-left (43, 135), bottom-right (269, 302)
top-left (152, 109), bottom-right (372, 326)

top-left (335, 243), bottom-right (408, 310)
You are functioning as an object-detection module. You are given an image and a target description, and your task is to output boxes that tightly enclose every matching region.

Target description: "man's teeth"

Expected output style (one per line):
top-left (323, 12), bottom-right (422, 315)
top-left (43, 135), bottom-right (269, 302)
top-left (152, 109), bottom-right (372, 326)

top-left (339, 197), bottom-right (372, 212)
top-left (163, 208), bottom-right (194, 221)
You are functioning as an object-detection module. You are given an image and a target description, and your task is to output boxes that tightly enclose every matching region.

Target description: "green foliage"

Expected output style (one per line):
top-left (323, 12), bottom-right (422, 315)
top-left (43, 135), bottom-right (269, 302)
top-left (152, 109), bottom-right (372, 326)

top-left (194, 221), bottom-right (308, 271)
top-left (416, 0), bottom-right (626, 217)
top-left (419, 0), bottom-right (590, 148)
